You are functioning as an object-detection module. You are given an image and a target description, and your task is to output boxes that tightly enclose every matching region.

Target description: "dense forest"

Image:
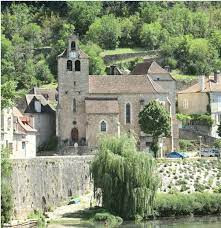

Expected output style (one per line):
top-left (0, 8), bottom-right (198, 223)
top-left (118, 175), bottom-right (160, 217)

top-left (1, 1), bottom-right (221, 108)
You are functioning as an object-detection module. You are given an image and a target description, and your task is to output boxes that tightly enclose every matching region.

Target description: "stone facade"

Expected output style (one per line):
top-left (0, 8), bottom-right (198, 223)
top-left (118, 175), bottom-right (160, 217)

top-left (57, 35), bottom-right (177, 152)
top-left (177, 74), bottom-right (221, 138)
top-left (11, 156), bottom-right (92, 219)
top-left (1, 107), bottom-right (37, 158)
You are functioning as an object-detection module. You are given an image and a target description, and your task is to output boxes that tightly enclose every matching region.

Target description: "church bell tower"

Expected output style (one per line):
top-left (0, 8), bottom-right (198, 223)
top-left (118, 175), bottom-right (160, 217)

top-left (57, 34), bottom-right (89, 147)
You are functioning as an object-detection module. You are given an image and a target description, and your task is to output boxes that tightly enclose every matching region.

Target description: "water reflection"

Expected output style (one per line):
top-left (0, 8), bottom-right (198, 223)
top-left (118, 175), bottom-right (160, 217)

top-left (121, 216), bottom-right (221, 228)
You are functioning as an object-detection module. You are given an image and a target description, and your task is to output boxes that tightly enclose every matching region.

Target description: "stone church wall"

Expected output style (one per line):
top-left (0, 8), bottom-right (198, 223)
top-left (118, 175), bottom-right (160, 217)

top-left (11, 155), bottom-right (93, 219)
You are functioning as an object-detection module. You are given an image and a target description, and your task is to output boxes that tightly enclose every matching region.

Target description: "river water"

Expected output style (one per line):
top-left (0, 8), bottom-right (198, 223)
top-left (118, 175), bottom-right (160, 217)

top-left (121, 216), bottom-right (221, 228)
top-left (49, 216), bottom-right (221, 228)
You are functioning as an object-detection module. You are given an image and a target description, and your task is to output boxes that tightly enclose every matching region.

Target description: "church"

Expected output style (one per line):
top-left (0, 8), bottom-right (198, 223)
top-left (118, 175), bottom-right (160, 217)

top-left (56, 35), bottom-right (178, 153)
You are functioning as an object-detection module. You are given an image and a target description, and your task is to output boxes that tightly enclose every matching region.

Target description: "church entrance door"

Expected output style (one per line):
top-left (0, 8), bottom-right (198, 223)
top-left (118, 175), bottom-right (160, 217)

top-left (71, 128), bottom-right (79, 143)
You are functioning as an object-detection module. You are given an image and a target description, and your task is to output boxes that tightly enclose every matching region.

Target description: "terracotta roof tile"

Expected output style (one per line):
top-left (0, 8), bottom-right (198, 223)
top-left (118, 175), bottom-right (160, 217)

top-left (85, 99), bottom-right (119, 114)
top-left (89, 75), bottom-right (167, 94)
top-left (178, 78), bottom-right (221, 94)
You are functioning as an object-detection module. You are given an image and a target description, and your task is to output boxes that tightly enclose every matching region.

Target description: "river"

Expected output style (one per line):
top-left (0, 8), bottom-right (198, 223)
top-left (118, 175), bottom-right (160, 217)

top-left (48, 216), bottom-right (221, 228)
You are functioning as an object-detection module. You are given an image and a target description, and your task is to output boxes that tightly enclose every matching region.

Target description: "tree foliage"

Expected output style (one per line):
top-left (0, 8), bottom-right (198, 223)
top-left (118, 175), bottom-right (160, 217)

top-left (139, 100), bottom-right (170, 157)
top-left (90, 135), bottom-right (160, 219)
top-left (217, 122), bottom-right (221, 138)
top-left (1, 148), bottom-right (13, 226)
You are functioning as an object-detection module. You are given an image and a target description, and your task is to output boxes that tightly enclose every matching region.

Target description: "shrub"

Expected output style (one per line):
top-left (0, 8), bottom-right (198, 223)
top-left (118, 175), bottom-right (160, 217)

top-left (92, 212), bottom-right (123, 226)
top-left (179, 139), bottom-right (195, 151)
top-left (27, 210), bottom-right (46, 227)
top-left (155, 192), bottom-right (221, 217)
top-left (214, 139), bottom-right (221, 149)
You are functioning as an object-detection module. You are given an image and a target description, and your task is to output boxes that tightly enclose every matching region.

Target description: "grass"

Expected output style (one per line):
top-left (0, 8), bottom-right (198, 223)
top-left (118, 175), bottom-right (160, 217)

top-left (171, 69), bottom-right (197, 81)
top-left (40, 82), bottom-right (58, 89)
top-left (100, 47), bottom-right (146, 57)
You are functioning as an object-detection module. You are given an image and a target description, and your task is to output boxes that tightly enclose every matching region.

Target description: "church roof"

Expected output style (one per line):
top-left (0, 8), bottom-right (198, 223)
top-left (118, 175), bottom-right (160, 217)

top-left (85, 99), bottom-right (119, 114)
top-left (131, 61), bottom-right (175, 80)
top-left (89, 74), bottom-right (167, 94)
top-left (178, 78), bottom-right (221, 94)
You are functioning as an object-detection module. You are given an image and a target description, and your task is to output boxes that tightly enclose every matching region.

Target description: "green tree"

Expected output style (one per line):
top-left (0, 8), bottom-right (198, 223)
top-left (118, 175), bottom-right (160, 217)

top-left (87, 14), bottom-right (121, 49)
top-left (140, 22), bottom-right (168, 49)
top-left (217, 122), bottom-right (221, 138)
top-left (90, 135), bottom-right (160, 219)
top-left (139, 100), bottom-right (170, 158)
top-left (1, 148), bottom-right (13, 226)
top-left (1, 81), bottom-right (18, 109)
top-left (67, 1), bottom-right (101, 35)
top-left (81, 42), bottom-right (105, 75)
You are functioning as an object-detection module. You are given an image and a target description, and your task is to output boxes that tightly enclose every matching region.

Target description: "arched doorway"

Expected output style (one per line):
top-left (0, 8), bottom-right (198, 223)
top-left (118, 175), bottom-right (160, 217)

top-left (71, 128), bottom-right (78, 143)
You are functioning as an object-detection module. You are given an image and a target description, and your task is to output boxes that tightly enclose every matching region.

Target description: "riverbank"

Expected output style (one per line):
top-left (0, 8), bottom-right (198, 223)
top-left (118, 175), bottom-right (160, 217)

top-left (47, 192), bottom-right (221, 227)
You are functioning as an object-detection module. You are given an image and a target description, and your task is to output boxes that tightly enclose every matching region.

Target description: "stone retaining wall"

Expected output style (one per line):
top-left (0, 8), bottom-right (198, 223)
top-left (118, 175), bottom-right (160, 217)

top-left (11, 156), bottom-right (93, 219)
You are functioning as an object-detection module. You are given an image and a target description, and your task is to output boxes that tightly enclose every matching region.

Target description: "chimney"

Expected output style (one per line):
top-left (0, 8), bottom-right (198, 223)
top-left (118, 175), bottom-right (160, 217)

top-left (199, 75), bottom-right (205, 92)
top-left (164, 65), bottom-right (170, 72)
top-left (214, 70), bottom-right (221, 83)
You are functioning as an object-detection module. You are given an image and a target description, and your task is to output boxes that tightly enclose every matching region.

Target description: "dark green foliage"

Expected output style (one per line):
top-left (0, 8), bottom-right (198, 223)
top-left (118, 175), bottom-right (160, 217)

top-left (92, 212), bottom-right (123, 226)
top-left (155, 193), bottom-right (221, 217)
top-left (86, 14), bottom-right (121, 49)
top-left (179, 139), bottom-right (195, 151)
top-left (80, 42), bottom-right (105, 75)
top-left (1, 1), bottom-right (221, 100)
top-left (38, 136), bottom-right (58, 152)
top-left (139, 100), bottom-right (170, 157)
top-left (90, 135), bottom-right (160, 219)
top-left (214, 139), bottom-right (221, 149)
top-left (1, 148), bottom-right (13, 226)
top-left (217, 122), bottom-right (221, 137)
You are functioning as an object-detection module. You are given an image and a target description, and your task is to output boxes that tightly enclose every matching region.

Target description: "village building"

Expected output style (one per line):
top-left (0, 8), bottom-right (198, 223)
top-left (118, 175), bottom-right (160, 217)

top-left (56, 35), bottom-right (177, 153)
top-left (177, 72), bottom-right (221, 138)
top-left (16, 90), bottom-right (56, 149)
top-left (1, 107), bottom-right (37, 158)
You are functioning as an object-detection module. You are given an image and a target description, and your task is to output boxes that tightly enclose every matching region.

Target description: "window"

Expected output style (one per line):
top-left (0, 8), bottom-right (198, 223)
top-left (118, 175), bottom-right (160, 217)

top-left (67, 60), bottom-right (72, 71)
top-left (42, 94), bottom-right (49, 100)
top-left (100, 121), bottom-right (107, 132)
top-left (71, 41), bottom-right (76, 51)
top-left (7, 117), bottom-right (11, 131)
top-left (73, 98), bottom-right (76, 112)
top-left (126, 103), bottom-right (131, 124)
top-left (34, 101), bottom-right (41, 113)
top-left (183, 99), bottom-right (188, 110)
top-left (22, 142), bottom-right (26, 150)
top-left (75, 60), bottom-right (81, 71)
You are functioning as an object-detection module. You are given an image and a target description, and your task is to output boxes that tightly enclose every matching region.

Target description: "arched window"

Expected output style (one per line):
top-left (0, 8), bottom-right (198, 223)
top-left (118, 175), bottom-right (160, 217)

top-left (100, 121), bottom-right (107, 132)
top-left (73, 98), bottom-right (76, 112)
top-left (71, 41), bottom-right (76, 51)
top-left (126, 103), bottom-right (131, 124)
top-left (75, 60), bottom-right (81, 71)
top-left (67, 60), bottom-right (72, 71)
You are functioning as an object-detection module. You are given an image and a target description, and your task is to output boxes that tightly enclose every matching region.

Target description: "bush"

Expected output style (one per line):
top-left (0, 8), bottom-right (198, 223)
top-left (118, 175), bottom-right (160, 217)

top-left (214, 139), bottom-right (221, 149)
top-left (92, 212), bottom-right (123, 226)
top-left (1, 148), bottom-right (13, 226)
top-left (155, 192), bottom-right (221, 217)
top-left (27, 210), bottom-right (46, 228)
top-left (38, 136), bottom-right (58, 151)
top-left (179, 139), bottom-right (195, 151)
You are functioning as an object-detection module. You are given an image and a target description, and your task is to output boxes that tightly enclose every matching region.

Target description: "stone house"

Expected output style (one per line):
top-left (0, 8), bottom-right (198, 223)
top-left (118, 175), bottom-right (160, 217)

top-left (131, 60), bottom-right (178, 149)
top-left (1, 107), bottom-right (37, 158)
top-left (177, 73), bottom-right (221, 138)
top-left (56, 35), bottom-right (177, 153)
top-left (17, 93), bottom-right (56, 149)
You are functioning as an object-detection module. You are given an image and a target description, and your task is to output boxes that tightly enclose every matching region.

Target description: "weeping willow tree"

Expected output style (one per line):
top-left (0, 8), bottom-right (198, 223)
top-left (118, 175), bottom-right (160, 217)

top-left (90, 134), bottom-right (160, 219)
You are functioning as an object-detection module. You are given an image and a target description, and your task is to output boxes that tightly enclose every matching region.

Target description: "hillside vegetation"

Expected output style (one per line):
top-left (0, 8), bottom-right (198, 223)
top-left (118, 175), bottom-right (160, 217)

top-left (1, 2), bottom-right (221, 108)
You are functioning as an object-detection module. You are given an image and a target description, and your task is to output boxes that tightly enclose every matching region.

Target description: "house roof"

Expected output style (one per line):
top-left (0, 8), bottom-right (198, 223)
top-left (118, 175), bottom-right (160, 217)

top-left (12, 107), bottom-right (37, 133)
top-left (131, 61), bottom-right (175, 80)
top-left (85, 99), bottom-right (119, 114)
top-left (178, 78), bottom-right (221, 94)
top-left (89, 74), bottom-right (167, 94)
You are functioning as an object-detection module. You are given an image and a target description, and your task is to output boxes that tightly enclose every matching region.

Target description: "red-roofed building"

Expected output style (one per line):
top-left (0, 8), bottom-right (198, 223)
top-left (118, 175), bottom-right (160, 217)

top-left (1, 107), bottom-right (37, 158)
